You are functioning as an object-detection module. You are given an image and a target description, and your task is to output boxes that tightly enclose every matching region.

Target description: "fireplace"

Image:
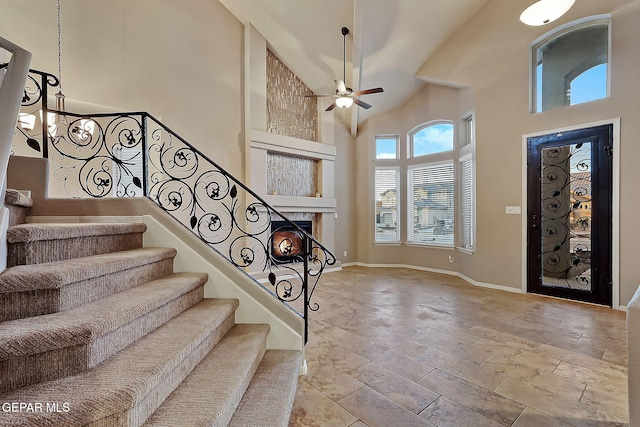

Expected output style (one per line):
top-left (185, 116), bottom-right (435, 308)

top-left (271, 220), bottom-right (312, 263)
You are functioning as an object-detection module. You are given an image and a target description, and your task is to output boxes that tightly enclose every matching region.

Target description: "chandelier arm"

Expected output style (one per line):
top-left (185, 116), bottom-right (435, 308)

top-left (57, 0), bottom-right (62, 94)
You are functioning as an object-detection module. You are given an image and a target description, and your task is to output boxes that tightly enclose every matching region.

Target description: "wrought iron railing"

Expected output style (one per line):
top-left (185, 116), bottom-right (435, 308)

top-left (8, 67), bottom-right (336, 343)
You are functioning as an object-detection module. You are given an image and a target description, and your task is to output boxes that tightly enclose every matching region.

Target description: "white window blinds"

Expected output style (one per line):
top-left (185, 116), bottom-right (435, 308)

top-left (375, 167), bottom-right (400, 242)
top-left (460, 153), bottom-right (474, 250)
top-left (407, 161), bottom-right (454, 246)
top-left (113, 147), bottom-right (144, 197)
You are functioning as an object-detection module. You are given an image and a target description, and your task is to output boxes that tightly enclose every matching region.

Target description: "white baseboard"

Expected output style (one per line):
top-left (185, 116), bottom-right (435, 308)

top-left (342, 262), bottom-right (524, 294)
top-left (457, 272), bottom-right (524, 294)
top-left (340, 262), bottom-right (357, 268)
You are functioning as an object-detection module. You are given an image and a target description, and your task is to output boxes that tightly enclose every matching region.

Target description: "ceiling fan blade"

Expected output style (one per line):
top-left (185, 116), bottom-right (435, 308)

top-left (304, 94), bottom-right (331, 98)
top-left (325, 102), bottom-right (337, 112)
top-left (335, 80), bottom-right (347, 94)
top-left (352, 97), bottom-right (372, 109)
top-left (353, 87), bottom-right (384, 96)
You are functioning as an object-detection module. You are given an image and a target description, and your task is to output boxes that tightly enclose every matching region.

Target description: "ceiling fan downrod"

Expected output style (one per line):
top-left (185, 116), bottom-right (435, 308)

top-left (341, 26), bottom-right (349, 87)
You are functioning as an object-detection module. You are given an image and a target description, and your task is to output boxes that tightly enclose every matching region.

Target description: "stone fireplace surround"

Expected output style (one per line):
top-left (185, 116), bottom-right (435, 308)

top-left (249, 129), bottom-right (337, 263)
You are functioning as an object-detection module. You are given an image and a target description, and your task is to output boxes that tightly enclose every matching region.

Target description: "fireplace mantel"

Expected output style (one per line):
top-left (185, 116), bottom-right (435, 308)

top-left (249, 130), bottom-right (336, 202)
top-left (250, 130), bottom-right (336, 161)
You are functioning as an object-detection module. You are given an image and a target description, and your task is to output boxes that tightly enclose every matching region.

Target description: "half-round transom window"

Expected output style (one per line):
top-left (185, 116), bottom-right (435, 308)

top-left (410, 122), bottom-right (454, 158)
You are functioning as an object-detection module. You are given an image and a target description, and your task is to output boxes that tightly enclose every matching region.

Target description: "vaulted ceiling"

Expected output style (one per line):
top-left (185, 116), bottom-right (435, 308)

top-left (218, 0), bottom-right (489, 132)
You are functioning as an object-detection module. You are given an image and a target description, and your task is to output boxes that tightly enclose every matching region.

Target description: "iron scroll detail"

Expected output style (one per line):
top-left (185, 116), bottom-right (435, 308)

top-left (12, 68), bottom-right (336, 344)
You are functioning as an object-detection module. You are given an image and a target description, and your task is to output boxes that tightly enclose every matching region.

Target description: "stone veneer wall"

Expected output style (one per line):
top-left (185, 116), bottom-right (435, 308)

top-left (266, 153), bottom-right (318, 197)
top-left (266, 49), bottom-right (318, 142)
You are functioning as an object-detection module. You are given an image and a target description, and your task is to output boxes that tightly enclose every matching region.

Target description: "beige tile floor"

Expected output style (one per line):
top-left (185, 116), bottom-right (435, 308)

top-left (289, 266), bottom-right (629, 427)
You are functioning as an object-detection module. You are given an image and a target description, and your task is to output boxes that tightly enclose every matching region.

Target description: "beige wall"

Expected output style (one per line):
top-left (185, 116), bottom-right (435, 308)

top-left (0, 0), bottom-right (244, 176)
top-left (355, 84), bottom-right (464, 272)
top-left (355, 0), bottom-right (640, 306)
top-left (3, 0), bottom-right (639, 304)
top-left (333, 116), bottom-right (357, 263)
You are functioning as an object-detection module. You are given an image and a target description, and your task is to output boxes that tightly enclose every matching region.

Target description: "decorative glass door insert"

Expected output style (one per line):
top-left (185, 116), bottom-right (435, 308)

top-left (527, 124), bottom-right (612, 306)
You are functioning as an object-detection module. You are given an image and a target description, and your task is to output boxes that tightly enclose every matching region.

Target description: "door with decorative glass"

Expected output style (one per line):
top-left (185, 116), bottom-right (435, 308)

top-left (527, 125), bottom-right (613, 306)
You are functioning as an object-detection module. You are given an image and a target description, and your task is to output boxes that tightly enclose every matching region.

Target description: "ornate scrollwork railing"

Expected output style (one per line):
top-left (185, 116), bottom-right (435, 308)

top-left (2, 64), bottom-right (58, 157)
top-left (10, 68), bottom-right (335, 343)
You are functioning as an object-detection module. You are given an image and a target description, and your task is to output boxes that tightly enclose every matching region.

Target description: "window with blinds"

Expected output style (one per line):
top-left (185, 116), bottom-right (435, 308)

top-left (113, 148), bottom-right (144, 197)
top-left (407, 162), bottom-right (454, 246)
top-left (460, 153), bottom-right (474, 250)
top-left (375, 167), bottom-right (400, 242)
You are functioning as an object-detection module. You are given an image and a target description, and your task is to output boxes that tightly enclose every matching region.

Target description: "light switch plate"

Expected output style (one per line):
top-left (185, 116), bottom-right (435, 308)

top-left (506, 206), bottom-right (521, 215)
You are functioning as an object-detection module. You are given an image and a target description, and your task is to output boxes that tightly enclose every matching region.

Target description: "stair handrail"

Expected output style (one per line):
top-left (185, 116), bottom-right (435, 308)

top-left (9, 67), bottom-right (336, 343)
top-left (0, 37), bottom-right (31, 272)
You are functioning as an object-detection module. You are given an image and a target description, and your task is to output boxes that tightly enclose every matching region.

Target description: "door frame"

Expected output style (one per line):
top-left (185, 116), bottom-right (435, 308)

top-left (521, 118), bottom-right (621, 309)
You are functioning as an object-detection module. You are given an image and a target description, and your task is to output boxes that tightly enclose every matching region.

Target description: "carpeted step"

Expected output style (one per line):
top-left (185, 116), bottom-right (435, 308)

top-left (7, 222), bottom-right (147, 266)
top-left (0, 272), bottom-right (208, 393)
top-left (144, 323), bottom-right (270, 427)
top-left (0, 247), bottom-right (177, 321)
top-left (0, 298), bottom-right (239, 427)
top-left (229, 350), bottom-right (303, 427)
top-left (4, 189), bottom-right (33, 227)
top-left (4, 190), bottom-right (33, 208)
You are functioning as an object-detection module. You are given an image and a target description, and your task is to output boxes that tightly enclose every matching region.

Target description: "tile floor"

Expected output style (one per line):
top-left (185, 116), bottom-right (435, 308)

top-left (288, 266), bottom-right (629, 427)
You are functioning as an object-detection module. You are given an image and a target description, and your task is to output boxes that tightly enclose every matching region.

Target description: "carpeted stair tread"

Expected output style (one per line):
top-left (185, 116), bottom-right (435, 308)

top-left (0, 272), bottom-right (208, 392)
top-left (4, 189), bottom-right (32, 208)
top-left (0, 247), bottom-right (178, 321)
top-left (0, 298), bottom-right (239, 427)
top-left (0, 247), bottom-right (176, 292)
top-left (4, 190), bottom-right (32, 227)
top-left (0, 272), bottom-right (208, 359)
top-left (229, 350), bottom-right (303, 427)
top-left (144, 323), bottom-right (270, 427)
top-left (7, 222), bottom-right (148, 266)
top-left (6, 222), bottom-right (146, 243)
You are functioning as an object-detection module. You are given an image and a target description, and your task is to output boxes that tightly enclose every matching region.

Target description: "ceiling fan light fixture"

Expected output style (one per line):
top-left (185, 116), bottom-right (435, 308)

top-left (335, 96), bottom-right (353, 109)
top-left (520, 0), bottom-right (575, 26)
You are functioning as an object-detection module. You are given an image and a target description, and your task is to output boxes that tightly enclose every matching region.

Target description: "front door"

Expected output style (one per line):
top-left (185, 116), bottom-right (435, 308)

top-left (527, 124), bottom-right (613, 306)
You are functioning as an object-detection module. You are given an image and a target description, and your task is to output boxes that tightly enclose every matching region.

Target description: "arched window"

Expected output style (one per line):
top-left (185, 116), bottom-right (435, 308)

top-left (532, 17), bottom-right (610, 112)
top-left (409, 122), bottom-right (454, 158)
top-left (407, 121), bottom-right (455, 246)
top-left (372, 116), bottom-right (475, 251)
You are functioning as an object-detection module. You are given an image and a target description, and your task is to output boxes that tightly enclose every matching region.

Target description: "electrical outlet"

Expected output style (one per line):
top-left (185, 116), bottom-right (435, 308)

top-left (343, 251), bottom-right (347, 257)
top-left (334, 212), bottom-right (338, 219)
top-left (448, 255), bottom-right (453, 263)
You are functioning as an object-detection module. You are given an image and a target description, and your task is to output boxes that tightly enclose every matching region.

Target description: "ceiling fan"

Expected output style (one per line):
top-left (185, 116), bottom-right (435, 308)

top-left (307, 27), bottom-right (384, 112)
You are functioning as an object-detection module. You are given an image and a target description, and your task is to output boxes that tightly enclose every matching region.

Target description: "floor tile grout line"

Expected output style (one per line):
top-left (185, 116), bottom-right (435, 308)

top-left (292, 266), bottom-right (628, 426)
top-left (508, 406), bottom-right (527, 427)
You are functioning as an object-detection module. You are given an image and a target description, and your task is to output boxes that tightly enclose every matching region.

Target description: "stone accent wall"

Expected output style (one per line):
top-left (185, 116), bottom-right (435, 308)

top-left (266, 49), bottom-right (318, 142)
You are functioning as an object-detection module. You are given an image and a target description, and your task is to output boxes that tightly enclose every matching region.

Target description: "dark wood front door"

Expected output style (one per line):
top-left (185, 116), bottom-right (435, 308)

top-left (527, 124), bottom-right (613, 306)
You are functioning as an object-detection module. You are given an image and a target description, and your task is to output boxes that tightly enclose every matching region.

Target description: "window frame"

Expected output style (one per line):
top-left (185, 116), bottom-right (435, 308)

top-left (458, 112), bottom-right (475, 252)
top-left (374, 166), bottom-right (401, 243)
top-left (530, 15), bottom-right (611, 113)
top-left (458, 151), bottom-right (475, 252)
top-left (407, 160), bottom-right (455, 248)
top-left (375, 135), bottom-right (400, 160)
top-left (407, 120), bottom-right (455, 159)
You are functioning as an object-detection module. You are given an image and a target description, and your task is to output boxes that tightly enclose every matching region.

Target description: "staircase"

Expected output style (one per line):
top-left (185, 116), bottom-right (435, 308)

top-left (0, 190), bottom-right (302, 426)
